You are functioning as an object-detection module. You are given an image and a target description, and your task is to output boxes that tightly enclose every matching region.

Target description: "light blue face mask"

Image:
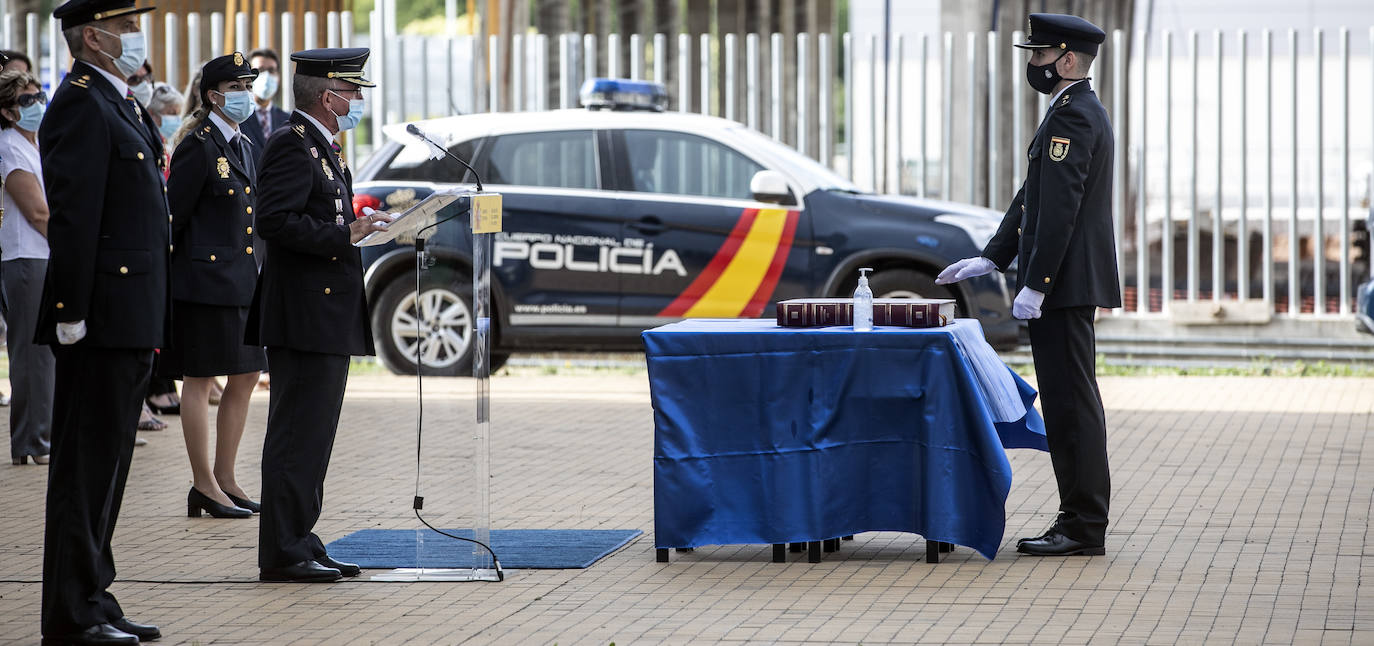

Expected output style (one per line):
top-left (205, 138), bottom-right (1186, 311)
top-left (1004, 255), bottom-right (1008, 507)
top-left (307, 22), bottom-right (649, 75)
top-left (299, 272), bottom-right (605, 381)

top-left (213, 89), bottom-right (254, 124)
top-left (16, 102), bottom-right (43, 131)
top-left (92, 27), bottom-right (146, 79)
top-left (328, 90), bottom-right (365, 132)
top-left (158, 114), bottom-right (180, 139)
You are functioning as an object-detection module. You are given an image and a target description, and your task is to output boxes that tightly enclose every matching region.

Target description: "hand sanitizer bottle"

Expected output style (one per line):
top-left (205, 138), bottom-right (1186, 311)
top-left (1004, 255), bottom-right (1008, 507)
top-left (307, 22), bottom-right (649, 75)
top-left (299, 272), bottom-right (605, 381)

top-left (853, 267), bottom-right (874, 332)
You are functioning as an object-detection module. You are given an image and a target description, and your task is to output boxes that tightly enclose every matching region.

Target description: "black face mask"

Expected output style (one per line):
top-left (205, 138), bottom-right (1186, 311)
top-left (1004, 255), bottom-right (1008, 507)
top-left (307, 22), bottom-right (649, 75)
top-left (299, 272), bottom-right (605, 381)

top-left (1026, 50), bottom-right (1070, 95)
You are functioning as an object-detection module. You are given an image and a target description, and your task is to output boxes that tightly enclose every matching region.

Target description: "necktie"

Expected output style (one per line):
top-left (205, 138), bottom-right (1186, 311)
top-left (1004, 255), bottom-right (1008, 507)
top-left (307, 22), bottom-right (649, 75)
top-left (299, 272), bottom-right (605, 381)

top-left (258, 108), bottom-right (269, 135)
top-left (235, 135), bottom-right (255, 181)
top-left (124, 89), bottom-right (141, 119)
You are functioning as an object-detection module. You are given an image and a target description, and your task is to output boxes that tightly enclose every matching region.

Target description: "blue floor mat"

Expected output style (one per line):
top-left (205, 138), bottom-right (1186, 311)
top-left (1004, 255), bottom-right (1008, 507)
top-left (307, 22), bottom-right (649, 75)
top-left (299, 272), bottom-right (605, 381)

top-left (325, 529), bottom-right (643, 569)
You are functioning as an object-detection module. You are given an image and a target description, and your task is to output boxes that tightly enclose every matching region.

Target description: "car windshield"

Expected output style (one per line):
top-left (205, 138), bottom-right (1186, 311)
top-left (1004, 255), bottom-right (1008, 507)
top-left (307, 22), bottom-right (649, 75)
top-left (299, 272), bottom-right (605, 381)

top-left (728, 126), bottom-right (862, 193)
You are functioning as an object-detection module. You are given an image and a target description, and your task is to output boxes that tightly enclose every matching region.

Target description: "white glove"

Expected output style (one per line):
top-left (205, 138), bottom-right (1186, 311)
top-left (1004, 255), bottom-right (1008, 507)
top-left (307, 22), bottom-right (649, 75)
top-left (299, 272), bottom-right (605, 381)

top-left (56, 320), bottom-right (87, 345)
top-left (1012, 287), bottom-right (1045, 320)
top-left (935, 256), bottom-right (996, 285)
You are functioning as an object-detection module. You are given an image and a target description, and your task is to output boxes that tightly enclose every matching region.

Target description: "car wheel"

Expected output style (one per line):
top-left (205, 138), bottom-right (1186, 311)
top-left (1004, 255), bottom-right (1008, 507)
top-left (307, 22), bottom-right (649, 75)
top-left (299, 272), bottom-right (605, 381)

top-left (867, 268), bottom-right (957, 303)
top-left (373, 269), bottom-right (477, 376)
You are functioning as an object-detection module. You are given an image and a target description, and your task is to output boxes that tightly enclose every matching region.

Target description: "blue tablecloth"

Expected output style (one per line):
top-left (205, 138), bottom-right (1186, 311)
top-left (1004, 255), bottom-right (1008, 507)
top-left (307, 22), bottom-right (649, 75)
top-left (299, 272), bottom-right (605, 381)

top-left (643, 318), bottom-right (1047, 560)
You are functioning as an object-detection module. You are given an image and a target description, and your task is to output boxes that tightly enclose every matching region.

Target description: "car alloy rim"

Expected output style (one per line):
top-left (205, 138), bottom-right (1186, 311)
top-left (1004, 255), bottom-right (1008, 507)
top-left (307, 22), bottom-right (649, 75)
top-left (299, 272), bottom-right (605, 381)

top-left (391, 287), bottom-right (472, 369)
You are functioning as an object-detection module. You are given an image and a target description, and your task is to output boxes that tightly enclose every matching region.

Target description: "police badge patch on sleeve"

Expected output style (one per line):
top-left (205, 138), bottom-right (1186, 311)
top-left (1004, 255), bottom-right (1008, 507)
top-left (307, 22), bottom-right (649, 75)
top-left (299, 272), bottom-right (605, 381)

top-left (1049, 137), bottom-right (1071, 162)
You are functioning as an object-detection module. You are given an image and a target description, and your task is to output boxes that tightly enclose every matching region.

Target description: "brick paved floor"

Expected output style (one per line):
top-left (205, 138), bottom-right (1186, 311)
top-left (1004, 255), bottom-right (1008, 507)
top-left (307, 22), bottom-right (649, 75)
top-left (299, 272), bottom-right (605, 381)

top-left (0, 371), bottom-right (1370, 645)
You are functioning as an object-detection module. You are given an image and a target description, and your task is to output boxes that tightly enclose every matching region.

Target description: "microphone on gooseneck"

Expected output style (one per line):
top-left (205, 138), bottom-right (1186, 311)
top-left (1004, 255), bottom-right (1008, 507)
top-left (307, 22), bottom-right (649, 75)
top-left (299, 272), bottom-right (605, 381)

top-left (406, 123), bottom-right (484, 193)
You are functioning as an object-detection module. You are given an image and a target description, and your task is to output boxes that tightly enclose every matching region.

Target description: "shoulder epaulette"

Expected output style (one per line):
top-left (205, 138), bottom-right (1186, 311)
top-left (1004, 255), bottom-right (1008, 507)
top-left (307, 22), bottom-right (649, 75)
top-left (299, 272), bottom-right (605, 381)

top-left (292, 124), bottom-right (306, 138)
top-left (192, 125), bottom-right (208, 140)
top-left (1058, 93), bottom-right (1073, 108)
top-left (70, 74), bottom-right (90, 89)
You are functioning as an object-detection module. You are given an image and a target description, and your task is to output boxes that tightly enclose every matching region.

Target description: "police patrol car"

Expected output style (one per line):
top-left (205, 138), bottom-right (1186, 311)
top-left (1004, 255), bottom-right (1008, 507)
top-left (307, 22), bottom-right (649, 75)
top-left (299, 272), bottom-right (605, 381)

top-left (353, 79), bottom-right (1019, 375)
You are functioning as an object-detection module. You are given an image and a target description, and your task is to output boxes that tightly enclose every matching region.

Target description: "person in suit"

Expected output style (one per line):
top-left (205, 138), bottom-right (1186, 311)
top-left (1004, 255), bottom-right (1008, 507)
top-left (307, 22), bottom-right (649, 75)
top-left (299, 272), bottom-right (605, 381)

top-left (240, 47), bottom-right (288, 164)
top-left (936, 13), bottom-right (1119, 557)
top-left (39, 0), bottom-right (170, 643)
top-left (162, 52), bottom-right (268, 520)
top-left (250, 47), bottom-right (392, 583)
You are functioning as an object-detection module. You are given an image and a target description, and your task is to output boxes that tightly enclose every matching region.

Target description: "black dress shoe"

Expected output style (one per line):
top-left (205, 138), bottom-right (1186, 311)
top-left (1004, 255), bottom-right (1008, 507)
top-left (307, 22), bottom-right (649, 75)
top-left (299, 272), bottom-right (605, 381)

top-left (222, 490), bottom-right (261, 513)
top-left (1017, 516), bottom-right (1064, 545)
top-left (187, 487), bottom-right (252, 518)
top-left (41, 623), bottom-right (139, 645)
top-left (110, 617), bottom-right (160, 641)
top-left (315, 554), bottom-right (361, 577)
top-left (1016, 530), bottom-right (1105, 556)
top-left (259, 560), bottom-right (342, 582)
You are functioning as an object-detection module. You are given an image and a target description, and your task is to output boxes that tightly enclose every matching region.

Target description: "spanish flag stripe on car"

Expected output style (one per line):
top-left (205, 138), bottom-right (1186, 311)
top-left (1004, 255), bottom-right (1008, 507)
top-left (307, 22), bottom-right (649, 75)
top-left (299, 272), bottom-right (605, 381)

top-left (741, 209), bottom-right (800, 318)
top-left (657, 208), bottom-right (761, 317)
top-left (659, 208), bottom-right (799, 318)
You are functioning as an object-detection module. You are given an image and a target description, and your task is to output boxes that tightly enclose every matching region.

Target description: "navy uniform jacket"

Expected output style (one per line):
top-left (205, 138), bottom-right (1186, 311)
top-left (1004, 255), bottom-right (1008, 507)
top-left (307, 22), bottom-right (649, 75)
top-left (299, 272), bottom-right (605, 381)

top-left (37, 59), bottom-right (170, 348)
top-left (982, 81), bottom-right (1121, 310)
top-left (166, 121), bottom-right (258, 306)
top-left (247, 111), bottom-right (373, 356)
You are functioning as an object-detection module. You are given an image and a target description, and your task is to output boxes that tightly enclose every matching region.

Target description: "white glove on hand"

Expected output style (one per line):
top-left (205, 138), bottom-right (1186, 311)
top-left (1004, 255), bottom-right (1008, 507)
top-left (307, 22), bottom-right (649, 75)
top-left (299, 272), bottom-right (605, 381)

top-left (935, 256), bottom-right (997, 285)
top-left (56, 320), bottom-right (87, 345)
top-left (1012, 287), bottom-right (1045, 320)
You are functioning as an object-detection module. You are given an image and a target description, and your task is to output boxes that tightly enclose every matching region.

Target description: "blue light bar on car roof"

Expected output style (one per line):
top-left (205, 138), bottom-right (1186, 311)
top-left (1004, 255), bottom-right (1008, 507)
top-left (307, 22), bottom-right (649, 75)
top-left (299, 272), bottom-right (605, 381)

top-left (579, 78), bottom-right (668, 112)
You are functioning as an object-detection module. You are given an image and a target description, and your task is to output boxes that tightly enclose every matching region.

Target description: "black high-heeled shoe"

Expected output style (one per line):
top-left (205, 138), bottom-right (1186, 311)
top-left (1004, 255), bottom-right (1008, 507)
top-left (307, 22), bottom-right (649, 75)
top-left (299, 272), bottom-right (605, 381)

top-left (223, 490), bottom-right (261, 513)
top-left (187, 487), bottom-right (252, 518)
top-left (146, 395), bottom-right (180, 415)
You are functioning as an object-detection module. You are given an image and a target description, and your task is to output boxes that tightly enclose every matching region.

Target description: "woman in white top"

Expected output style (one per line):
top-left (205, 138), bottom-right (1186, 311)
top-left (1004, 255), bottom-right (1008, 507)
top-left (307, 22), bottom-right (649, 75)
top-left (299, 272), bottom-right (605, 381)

top-left (0, 70), bottom-right (53, 465)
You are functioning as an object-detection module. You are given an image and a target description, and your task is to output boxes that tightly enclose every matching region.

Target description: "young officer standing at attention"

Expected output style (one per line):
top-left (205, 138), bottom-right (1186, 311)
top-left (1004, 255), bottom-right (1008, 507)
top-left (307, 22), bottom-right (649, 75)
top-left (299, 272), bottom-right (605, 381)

top-left (937, 13), bottom-right (1120, 557)
top-left (163, 52), bottom-right (268, 520)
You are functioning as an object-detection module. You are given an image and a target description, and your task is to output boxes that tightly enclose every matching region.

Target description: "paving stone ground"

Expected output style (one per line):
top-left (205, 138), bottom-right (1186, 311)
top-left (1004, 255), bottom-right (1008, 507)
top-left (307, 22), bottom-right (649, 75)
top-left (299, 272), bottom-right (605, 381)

top-left (0, 370), bottom-right (1370, 645)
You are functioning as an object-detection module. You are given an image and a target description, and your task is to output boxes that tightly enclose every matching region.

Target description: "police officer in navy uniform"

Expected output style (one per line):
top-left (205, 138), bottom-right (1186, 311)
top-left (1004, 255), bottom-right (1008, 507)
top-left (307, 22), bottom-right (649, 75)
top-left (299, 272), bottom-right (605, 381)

top-left (249, 47), bottom-right (392, 582)
top-left (163, 52), bottom-right (269, 519)
top-left (937, 13), bottom-right (1120, 556)
top-left (39, 0), bottom-right (169, 643)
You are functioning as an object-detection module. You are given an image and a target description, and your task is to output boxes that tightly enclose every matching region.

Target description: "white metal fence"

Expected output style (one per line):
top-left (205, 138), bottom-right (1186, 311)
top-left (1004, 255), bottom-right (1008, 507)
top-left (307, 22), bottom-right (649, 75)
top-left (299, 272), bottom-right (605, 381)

top-left (7, 12), bottom-right (1373, 320)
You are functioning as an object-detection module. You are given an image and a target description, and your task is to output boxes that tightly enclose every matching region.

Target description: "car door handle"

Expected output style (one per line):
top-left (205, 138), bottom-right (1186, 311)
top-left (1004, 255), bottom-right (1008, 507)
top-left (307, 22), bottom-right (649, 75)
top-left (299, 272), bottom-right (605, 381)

top-left (627, 217), bottom-right (665, 235)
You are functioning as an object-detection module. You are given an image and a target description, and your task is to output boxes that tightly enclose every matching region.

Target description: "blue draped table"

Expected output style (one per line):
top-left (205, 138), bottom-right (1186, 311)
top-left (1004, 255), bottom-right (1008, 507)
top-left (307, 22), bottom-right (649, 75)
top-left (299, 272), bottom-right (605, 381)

top-left (642, 318), bottom-right (1047, 561)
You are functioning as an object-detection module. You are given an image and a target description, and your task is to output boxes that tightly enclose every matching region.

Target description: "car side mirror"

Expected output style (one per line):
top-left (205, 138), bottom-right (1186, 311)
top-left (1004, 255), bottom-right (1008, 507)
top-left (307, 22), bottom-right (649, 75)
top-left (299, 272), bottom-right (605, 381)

top-left (750, 170), bottom-right (795, 205)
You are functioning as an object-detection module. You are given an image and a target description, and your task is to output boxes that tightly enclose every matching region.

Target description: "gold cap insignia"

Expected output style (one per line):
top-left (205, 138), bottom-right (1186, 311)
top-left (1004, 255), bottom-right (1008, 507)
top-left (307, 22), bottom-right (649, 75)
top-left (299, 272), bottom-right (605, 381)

top-left (216, 156), bottom-right (231, 178)
top-left (1049, 136), bottom-right (1071, 162)
top-left (234, 52), bottom-right (244, 66)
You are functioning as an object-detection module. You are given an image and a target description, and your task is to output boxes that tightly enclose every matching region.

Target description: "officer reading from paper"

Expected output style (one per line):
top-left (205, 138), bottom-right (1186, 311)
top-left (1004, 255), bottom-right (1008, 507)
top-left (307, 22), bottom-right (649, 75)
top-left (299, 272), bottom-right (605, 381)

top-left (250, 47), bottom-right (392, 583)
top-left (38, 0), bottom-right (170, 644)
top-left (936, 13), bottom-right (1120, 556)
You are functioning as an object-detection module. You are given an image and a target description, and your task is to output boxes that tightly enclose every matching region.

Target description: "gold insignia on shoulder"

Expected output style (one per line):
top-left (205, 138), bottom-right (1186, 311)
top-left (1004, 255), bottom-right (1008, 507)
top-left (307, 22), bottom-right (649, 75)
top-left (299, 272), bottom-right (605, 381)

top-left (1059, 94), bottom-right (1072, 107)
top-left (292, 124), bottom-right (306, 138)
top-left (1049, 136), bottom-right (1071, 162)
top-left (216, 156), bottom-right (231, 178)
top-left (234, 52), bottom-right (244, 66)
top-left (321, 158), bottom-right (334, 180)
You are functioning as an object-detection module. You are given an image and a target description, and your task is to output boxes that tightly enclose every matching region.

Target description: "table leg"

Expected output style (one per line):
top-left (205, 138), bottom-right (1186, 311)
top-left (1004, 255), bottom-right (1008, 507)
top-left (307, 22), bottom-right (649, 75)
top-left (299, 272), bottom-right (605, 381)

top-left (789, 542), bottom-right (803, 553)
top-left (657, 548), bottom-right (669, 563)
top-left (823, 538), bottom-right (837, 552)
top-left (842, 535), bottom-right (854, 540)
top-left (926, 540), bottom-right (941, 563)
top-left (808, 541), bottom-right (821, 563)
top-left (772, 544), bottom-right (786, 563)
top-left (675, 548), bottom-right (694, 553)
top-left (940, 541), bottom-right (954, 553)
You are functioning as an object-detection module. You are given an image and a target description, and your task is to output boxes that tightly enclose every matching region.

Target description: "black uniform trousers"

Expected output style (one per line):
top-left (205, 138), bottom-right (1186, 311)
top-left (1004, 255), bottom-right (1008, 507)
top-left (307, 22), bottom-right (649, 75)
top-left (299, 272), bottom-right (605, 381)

top-left (1027, 306), bottom-right (1110, 545)
top-left (41, 346), bottom-right (153, 635)
top-left (258, 346), bottom-right (350, 569)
